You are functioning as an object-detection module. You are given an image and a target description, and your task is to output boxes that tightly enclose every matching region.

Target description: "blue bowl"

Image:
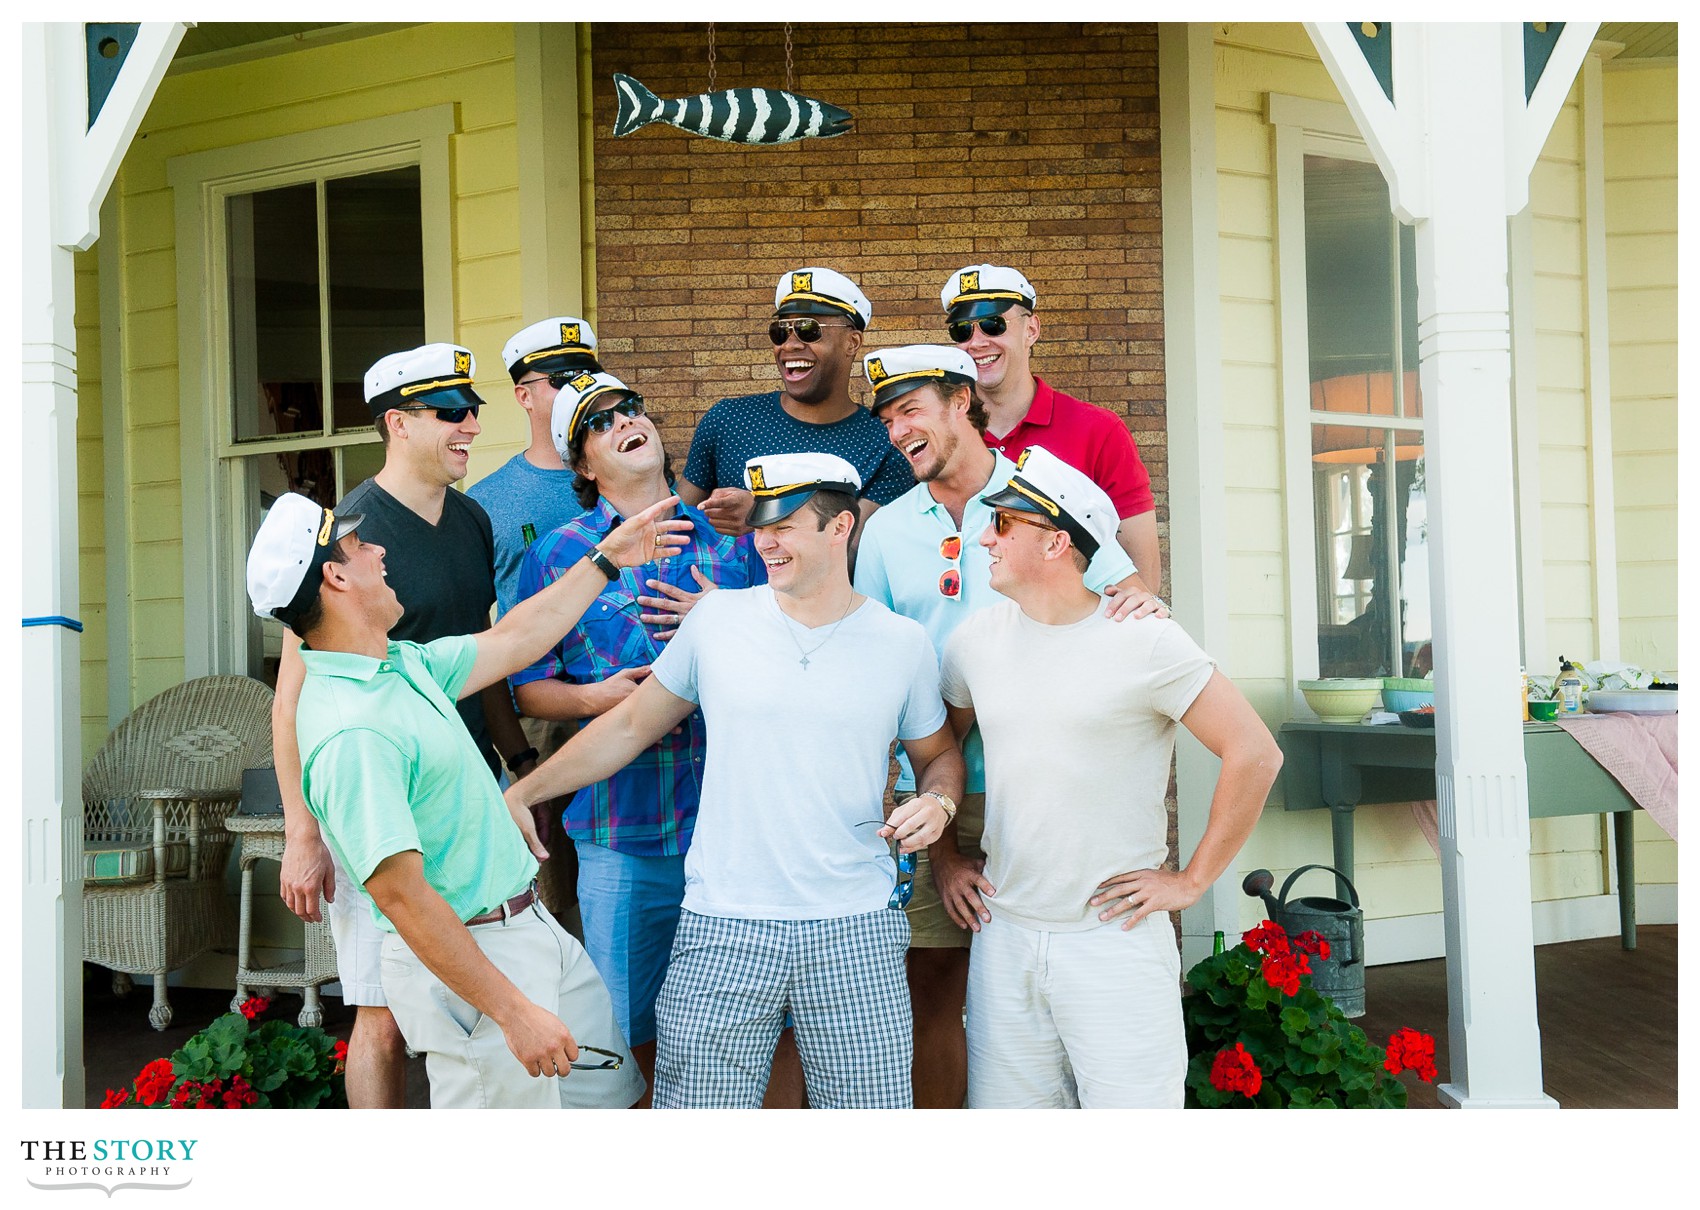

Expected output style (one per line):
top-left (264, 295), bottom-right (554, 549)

top-left (1382, 688), bottom-right (1435, 713)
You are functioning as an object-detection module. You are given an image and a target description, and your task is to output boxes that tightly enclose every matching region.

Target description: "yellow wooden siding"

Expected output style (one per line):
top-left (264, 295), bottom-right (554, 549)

top-left (1603, 63), bottom-right (1677, 672)
top-left (1210, 28), bottom-right (1674, 932)
top-left (82, 24), bottom-right (532, 732)
top-left (75, 247), bottom-right (108, 756)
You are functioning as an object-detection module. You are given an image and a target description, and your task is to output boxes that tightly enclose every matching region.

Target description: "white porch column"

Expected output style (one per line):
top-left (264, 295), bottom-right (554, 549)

top-left (21, 20), bottom-right (188, 1109)
top-left (1307, 21), bottom-right (1596, 1108)
top-left (1158, 23), bottom-right (1236, 964)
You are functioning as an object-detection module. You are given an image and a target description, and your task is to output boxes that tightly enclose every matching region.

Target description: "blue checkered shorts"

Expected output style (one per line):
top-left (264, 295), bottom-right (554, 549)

top-left (652, 909), bottom-right (912, 1108)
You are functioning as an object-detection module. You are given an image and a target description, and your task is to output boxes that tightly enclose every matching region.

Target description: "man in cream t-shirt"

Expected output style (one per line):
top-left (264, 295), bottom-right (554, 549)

top-left (938, 447), bottom-right (1283, 1108)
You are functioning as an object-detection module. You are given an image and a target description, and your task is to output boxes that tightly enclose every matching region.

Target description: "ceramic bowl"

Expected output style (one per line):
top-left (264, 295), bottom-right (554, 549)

top-left (1381, 686), bottom-right (1435, 713)
top-left (1398, 709), bottom-right (1436, 728)
top-left (1527, 699), bottom-right (1560, 721)
top-left (1297, 678), bottom-right (1382, 723)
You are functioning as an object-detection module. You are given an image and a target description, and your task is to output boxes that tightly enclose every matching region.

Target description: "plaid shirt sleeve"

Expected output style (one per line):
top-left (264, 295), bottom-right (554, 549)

top-left (508, 526), bottom-right (597, 688)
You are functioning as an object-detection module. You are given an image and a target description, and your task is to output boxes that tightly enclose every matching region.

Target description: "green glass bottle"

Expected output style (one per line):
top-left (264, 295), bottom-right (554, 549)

top-left (521, 522), bottom-right (538, 546)
top-left (1213, 930), bottom-right (1226, 956)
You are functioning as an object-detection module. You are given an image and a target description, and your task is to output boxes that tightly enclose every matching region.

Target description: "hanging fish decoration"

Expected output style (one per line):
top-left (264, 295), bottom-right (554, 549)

top-left (612, 72), bottom-right (853, 145)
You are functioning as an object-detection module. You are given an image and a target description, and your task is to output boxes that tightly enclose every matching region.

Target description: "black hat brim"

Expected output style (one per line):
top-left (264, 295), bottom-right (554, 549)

top-left (508, 351), bottom-right (602, 381)
top-left (746, 482), bottom-right (860, 528)
top-left (948, 296), bottom-right (1025, 324)
top-left (369, 382), bottom-right (485, 419)
top-left (978, 483), bottom-right (1099, 560)
top-left (774, 298), bottom-right (865, 328)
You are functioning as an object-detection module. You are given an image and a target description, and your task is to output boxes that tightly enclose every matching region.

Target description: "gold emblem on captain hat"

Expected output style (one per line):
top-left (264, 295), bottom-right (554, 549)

top-left (569, 372), bottom-right (598, 392)
top-left (960, 270), bottom-right (980, 295)
top-left (1015, 449), bottom-right (1033, 469)
top-left (791, 271), bottom-right (813, 294)
top-left (866, 358), bottom-right (887, 384)
top-left (454, 350), bottom-right (471, 375)
top-left (749, 466), bottom-right (768, 492)
top-left (561, 322), bottom-right (581, 346)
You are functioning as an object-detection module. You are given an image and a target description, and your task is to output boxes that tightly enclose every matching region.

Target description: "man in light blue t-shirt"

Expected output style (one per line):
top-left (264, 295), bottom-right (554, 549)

top-left (467, 316), bottom-right (600, 926)
top-left (508, 452), bottom-right (966, 1108)
top-left (853, 344), bottom-right (1166, 1109)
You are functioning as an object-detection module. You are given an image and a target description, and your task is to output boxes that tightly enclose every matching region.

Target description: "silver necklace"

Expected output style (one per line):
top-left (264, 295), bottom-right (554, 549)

top-left (779, 592), bottom-right (856, 670)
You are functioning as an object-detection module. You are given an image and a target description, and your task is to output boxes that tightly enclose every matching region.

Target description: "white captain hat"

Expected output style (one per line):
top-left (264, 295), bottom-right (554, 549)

top-left (743, 452), bottom-right (863, 527)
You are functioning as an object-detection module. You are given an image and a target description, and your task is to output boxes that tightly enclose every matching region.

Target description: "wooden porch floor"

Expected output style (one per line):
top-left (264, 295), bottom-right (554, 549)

top-left (1357, 923), bottom-right (1678, 1108)
top-left (80, 925), bottom-right (1676, 1108)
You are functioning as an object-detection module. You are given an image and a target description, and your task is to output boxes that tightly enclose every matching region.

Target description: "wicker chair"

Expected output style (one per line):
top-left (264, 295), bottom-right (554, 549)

top-left (82, 675), bottom-right (275, 1029)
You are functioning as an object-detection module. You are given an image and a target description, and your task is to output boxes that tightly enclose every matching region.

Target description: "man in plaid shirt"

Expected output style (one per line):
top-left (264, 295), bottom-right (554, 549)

top-left (511, 370), bottom-right (760, 1102)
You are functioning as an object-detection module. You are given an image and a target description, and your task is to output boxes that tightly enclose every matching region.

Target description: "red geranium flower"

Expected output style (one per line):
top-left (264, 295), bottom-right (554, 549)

top-left (99, 1087), bottom-right (130, 1109)
top-left (1292, 930), bottom-right (1331, 961)
top-left (1384, 1027), bottom-right (1438, 1082)
top-left (237, 996), bottom-right (272, 1021)
top-left (221, 1074), bottom-right (259, 1108)
top-left (134, 1058), bottom-right (176, 1107)
top-left (1242, 920), bottom-right (1290, 956)
top-left (1259, 946), bottom-right (1313, 996)
top-left (1208, 1043), bottom-right (1263, 1098)
top-left (331, 1038), bottom-right (349, 1074)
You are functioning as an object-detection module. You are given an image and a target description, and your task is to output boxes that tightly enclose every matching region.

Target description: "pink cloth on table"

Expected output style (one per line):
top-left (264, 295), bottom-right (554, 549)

top-left (1405, 713), bottom-right (1678, 852)
top-left (1554, 713), bottom-right (1678, 840)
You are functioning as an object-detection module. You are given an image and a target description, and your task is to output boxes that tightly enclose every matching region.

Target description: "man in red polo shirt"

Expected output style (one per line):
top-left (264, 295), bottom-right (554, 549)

top-left (941, 264), bottom-right (1161, 594)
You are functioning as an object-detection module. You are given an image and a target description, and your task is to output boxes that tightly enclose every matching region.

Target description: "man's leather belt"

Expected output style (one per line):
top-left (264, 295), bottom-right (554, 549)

top-left (465, 885), bottom-right (537, 926)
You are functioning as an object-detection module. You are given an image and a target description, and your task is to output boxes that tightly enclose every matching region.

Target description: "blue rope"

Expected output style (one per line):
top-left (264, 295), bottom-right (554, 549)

top-left (22, 616), bottom-right (84, 633)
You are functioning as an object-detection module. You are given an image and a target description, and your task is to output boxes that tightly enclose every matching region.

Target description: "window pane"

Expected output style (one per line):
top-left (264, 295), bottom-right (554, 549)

top-left (1304, 156), bottom-right (1395, 383)
top-left (228, 184), bottom-right (323, 441)
top-left (327, 168), bottom-right (425, 432)
top-left (1313, 426), bottom-right (1426, 677)
top-left (338, 441), bottom-right (387, 496)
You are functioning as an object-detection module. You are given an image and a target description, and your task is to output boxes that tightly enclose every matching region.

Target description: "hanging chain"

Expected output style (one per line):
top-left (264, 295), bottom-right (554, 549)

top-left (707, 23), bottom-right (717, 94)
top-left (784, 23), bottom-right (794, 92)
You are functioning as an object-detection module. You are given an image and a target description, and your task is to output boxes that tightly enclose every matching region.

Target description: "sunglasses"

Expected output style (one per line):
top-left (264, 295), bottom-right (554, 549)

top-left (395, 402), bottom-right (479, 424)
top-left (992, 510), bottom-right (1059, 538)
top-left (565, 1045), bottom-right (624, 1072)
top-left (856, 819), bottom-right (917, 909)
top-left (768, 317), bottom-right (851, 345)
top-left (582, 395), bottom-right (648, 434)
top-left (947, 314), bottom-right (1009, 344)
top-left (938, 533), bottom-right (962, 600)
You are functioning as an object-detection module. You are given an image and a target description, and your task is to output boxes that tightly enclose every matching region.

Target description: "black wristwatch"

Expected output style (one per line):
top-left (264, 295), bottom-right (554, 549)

top-left (586, 546), bottom-right (620, 582)
top-left (504, 746), bottom-right (539, 776)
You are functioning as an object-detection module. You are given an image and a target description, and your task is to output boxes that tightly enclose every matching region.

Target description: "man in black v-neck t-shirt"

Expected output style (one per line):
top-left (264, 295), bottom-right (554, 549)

top-left (336, 476), bottom-right (501, 770)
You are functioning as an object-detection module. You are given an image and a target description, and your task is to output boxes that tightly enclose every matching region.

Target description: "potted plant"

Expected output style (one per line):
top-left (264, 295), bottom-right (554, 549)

top-left (100, 997), bottom-right (348, 1109)
top-left (1183, 920), bottom-right (1436, 1107)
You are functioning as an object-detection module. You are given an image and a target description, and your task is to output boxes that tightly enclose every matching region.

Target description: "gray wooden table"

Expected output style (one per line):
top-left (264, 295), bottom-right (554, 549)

top-left (1276, 720), bottom-right (1640, 948)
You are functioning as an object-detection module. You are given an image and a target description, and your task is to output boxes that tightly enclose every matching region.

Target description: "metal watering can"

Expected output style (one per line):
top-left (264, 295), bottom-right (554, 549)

top-left (1242, 864), bottom-right (1365, 1017)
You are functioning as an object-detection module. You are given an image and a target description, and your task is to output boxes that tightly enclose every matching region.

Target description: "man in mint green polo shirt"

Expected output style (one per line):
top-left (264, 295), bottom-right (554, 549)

top-left (245, 490), bottom-right (687, 1109)
top-left (852, 344), bottom-right (1166, 1109)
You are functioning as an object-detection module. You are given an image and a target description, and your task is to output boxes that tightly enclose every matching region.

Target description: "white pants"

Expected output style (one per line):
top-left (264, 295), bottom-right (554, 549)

top-left (965, 913), bottom-right (1184, 1108)
top-left (380, 901), bottom-right (646, 1109)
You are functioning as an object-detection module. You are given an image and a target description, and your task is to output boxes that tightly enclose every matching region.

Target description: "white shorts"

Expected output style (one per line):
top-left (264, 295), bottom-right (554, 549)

top-left (380, 899), bottom-right (646, 1109)
top-left (327, 852), bottom-right (386, 1008)
top-left (965, 912), bottom-right (1184, 1109)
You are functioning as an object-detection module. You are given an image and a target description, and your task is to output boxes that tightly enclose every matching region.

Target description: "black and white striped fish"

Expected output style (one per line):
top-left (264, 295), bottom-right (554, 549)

top-left (612, 72), bottom-right (853, 144)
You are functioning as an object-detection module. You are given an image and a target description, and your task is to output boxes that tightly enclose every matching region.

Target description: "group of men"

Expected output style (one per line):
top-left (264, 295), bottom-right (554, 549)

top-left (248, 261), bottom-right (1282, 1110)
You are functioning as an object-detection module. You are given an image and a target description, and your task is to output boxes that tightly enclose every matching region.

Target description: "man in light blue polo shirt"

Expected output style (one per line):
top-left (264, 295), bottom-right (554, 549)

top-left (245, 490), bottom-right (687, 1108)
top-left (852, 344), bottom-right (1166, 1108)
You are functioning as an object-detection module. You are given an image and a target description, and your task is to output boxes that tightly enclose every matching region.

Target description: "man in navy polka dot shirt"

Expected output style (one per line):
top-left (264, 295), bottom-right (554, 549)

top-left (680, 266), bottom-right (915, 543)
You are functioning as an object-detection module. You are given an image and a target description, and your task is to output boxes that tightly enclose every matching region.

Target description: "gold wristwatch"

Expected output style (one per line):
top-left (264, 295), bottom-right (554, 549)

top-left (918, 791), bottom-right (957, 823)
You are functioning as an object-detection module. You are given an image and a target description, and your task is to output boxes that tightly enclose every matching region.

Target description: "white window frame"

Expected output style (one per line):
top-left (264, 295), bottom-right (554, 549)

top-left (1270, 93), bottom-right (1431, 703)
top-left (168, 107), bottom-right (455, 677)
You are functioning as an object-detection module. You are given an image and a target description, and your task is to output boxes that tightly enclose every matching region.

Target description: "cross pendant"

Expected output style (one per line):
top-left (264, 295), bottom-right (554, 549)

top-left (798, 655), bottom-right (811, 670)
